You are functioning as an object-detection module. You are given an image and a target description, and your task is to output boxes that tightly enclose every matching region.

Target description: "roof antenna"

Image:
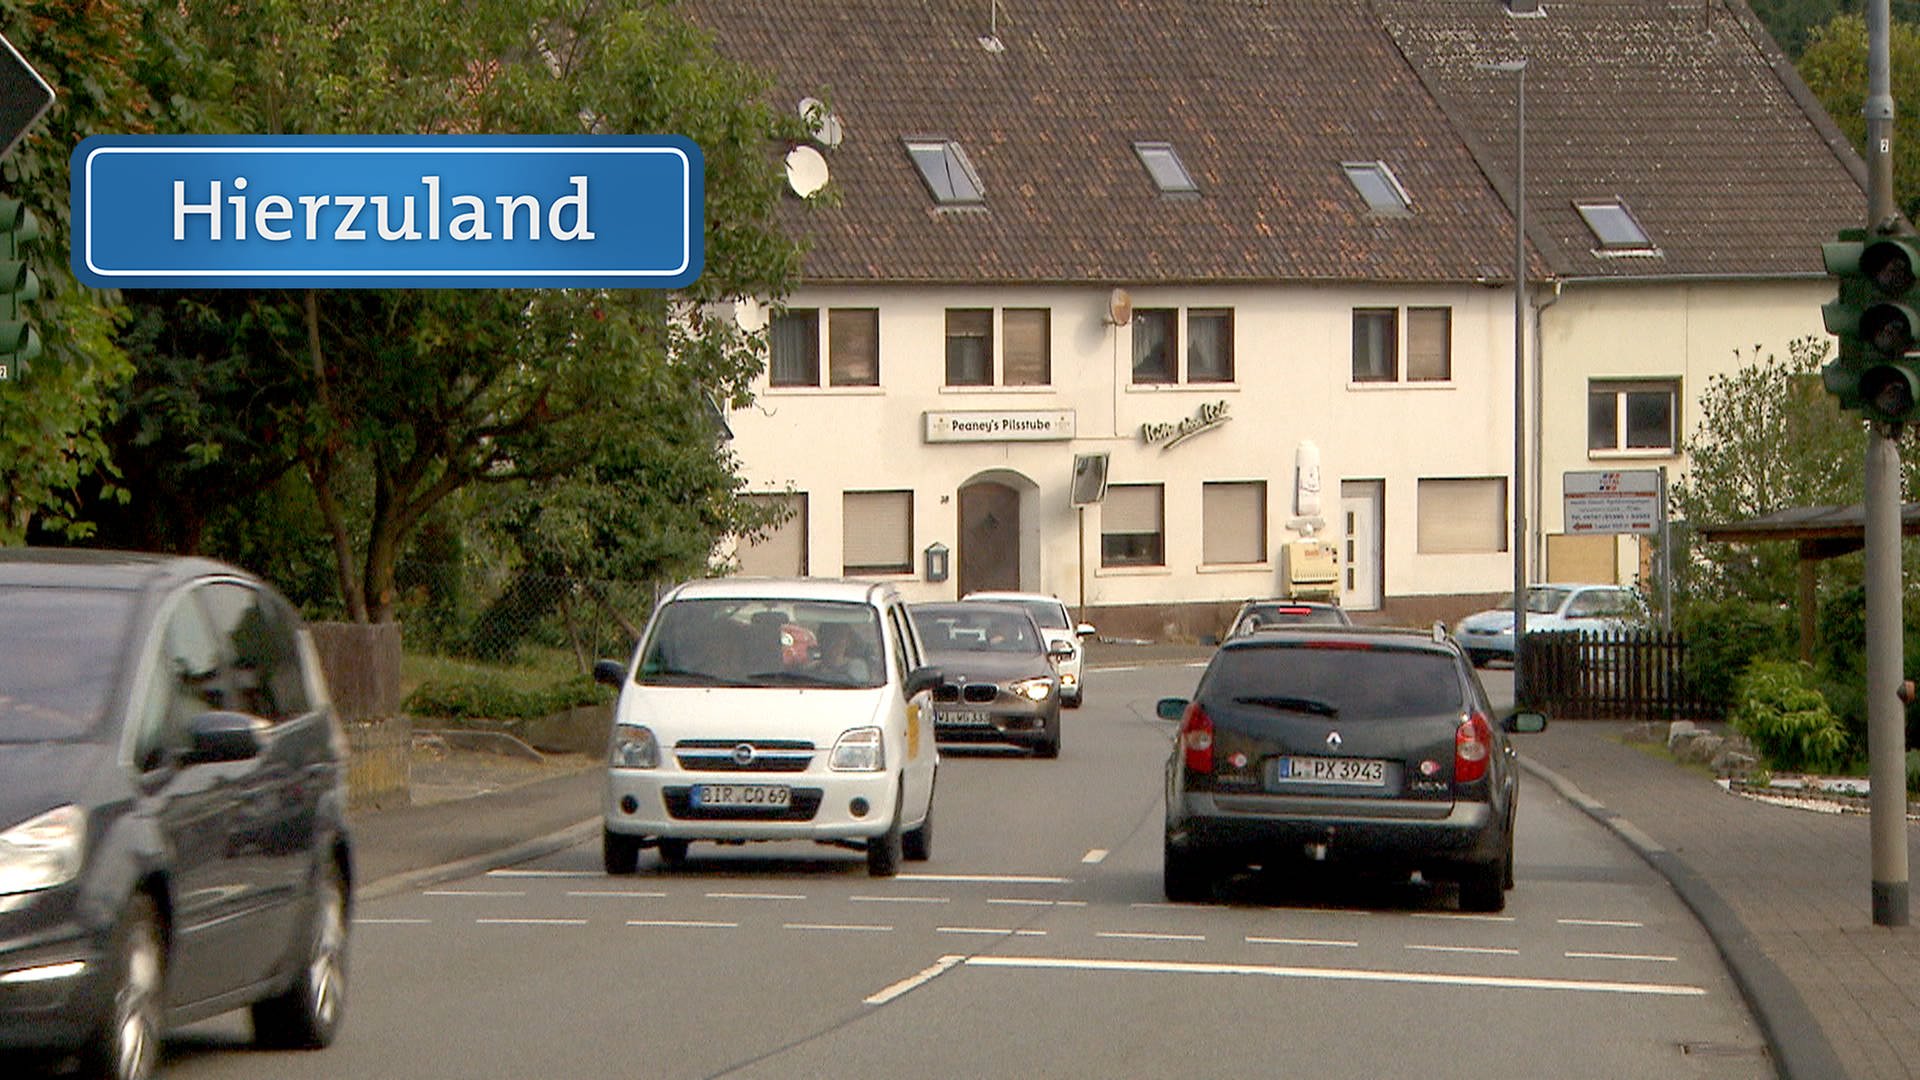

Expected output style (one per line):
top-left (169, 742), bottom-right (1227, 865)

top-left (979, 0), bottom-right (1005, 53)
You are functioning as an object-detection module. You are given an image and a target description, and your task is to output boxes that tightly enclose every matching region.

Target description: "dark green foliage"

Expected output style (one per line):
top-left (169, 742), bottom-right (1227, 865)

top-left (1678, 599), bottom-right (1796, 712)
top-left (404, 673), bottom-right (610, 723)
top-left (1732, 659), bottom-right (1850, 773)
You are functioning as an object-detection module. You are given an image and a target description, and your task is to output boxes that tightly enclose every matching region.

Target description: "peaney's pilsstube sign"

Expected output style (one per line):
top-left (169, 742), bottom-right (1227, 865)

top-left (70, 135), bottom-right (702, 288)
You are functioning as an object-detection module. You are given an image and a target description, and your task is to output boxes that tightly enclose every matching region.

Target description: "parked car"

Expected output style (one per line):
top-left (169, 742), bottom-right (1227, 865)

top-left (1453, 583), bottom-right (1642, 667)
top-left (1159, 624), bottom-right (1545, 911)
top-left (960, 591), bottom-right (1095, 708)
top-left (0, 549), bottom-right (352, 1080)
top-left (595, 578), bottom-right (940, 877)
top-left (1224, 599), bottom-right (1353, 639)
top-left (912, 602), bottom-right (1070, 758)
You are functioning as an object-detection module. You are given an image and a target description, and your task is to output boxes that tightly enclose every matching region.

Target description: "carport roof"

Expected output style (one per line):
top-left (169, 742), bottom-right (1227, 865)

top-left (1695, 504), bottom-right (1920, 545)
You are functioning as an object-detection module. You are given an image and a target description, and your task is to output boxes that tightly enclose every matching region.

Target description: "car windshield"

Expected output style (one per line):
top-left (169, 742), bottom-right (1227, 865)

top-left (0, 585), bottom-right (139, 741)
top-left (1203, 643), bottom-right (1464, 719)
top-left (636, 598), bottom-right (885, 689)
top-left (1013, 600), bottom-right (1070, 630)
top-left (917, 608), bottom-right (1043, 655)
top-left (1496, 587), bottom-right (1571, 615)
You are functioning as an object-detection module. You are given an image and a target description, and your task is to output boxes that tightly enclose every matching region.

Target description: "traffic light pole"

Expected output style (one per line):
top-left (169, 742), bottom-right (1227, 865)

top-left (1864, 0), bottom-right (1908, 928)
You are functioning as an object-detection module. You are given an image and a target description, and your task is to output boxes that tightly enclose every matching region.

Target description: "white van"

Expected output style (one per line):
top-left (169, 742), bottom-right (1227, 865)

top-left (595, 578), bottom-right (941, 877)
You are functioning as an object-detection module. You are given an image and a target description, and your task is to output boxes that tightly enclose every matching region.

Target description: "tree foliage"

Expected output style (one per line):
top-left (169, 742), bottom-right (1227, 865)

top-left (1798, 12), bottom-right (1920, 222)
top-left (1753, 1), bottom-right (1920, 58)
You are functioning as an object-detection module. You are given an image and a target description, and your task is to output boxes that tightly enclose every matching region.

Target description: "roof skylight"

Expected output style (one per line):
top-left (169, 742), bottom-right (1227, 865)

top-left (1343, 161), bottom-right (1412, 215)
top-left (1134, 141), bottom-right (1198, 194)
top-left (905, 139), bottom-right (985, 205)
top-left (1576, 200), bottom-right (1654, 250)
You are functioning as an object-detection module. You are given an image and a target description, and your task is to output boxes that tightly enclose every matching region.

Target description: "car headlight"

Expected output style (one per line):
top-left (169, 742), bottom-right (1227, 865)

top-left (0, 805), bottom-right (87, 896)
top-left (1010, 676), bottom-right (1054, 702)
top-left (609, 724), bottom-right (660, 769)
top-left (830, 727), bottom-right (885, 772)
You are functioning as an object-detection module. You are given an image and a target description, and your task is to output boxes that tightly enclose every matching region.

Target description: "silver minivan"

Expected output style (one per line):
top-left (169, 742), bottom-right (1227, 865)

top-left (595, 578), bottom-right (941, 877)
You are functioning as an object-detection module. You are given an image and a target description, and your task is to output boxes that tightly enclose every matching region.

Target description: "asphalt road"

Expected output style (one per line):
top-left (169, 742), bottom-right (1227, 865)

top-left (154, 661), bottom-right (1771, 1080)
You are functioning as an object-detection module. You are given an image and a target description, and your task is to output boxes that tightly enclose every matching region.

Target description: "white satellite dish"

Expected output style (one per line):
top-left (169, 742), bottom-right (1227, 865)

top-left (798, 97), bottom-right (844, 149)
top-left (732, 296), bottom-right (767, 332)
top-left (785, 145), bottom-right (830, 197)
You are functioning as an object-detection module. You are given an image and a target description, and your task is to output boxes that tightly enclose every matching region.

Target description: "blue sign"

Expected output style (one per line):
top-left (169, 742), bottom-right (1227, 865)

top-left (70, 135), bottom-right (703, 288)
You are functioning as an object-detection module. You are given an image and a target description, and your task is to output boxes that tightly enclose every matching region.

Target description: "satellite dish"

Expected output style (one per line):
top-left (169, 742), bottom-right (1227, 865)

top-left (1107, 287), bottom-right (1133, 327)
top-left (798, 97), bottom-right (844, 149)
top-left (733, 296), bottom-right (767, 332)
top-left (785, 145), bottom-right (830, 198)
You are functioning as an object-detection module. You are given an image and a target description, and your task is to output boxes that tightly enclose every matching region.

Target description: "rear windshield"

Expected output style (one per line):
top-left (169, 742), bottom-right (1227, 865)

top-left (0, 586), bottom-right (139, 741)
top-left (637, 598), bottom-right (885, 689)
top-left (1202, 643), bottom-right (1465, 719)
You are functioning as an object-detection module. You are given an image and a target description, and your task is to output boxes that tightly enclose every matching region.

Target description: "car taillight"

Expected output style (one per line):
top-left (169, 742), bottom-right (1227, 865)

top-left (1454, 711), bottom-right (1493, 784)
top-left (1181, 703), bottom-right (1214, 774)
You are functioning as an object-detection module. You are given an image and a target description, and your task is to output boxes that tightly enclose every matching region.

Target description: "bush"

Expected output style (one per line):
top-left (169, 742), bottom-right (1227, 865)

top-left (1677, 599), bottom-right (1795, 712)
top-left (1908, 750), bottom-right (1920, 795)
top-left (405, 673), bottom-right (610, 723)
top-left (1731, 659), bottom-right (1849, 774)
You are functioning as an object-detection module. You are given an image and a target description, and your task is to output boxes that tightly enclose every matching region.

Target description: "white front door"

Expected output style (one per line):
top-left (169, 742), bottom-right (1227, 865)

top-left (1340, 480), bottom-right (1383, 611)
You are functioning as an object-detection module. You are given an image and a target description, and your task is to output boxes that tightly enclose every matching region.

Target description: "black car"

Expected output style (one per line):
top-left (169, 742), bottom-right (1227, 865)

top-left (910, 602), bottom-right (1070, 758)
top-left (1224, 599), bottom-right (1352, 639)
top-left (0, 550), bottom-right (351, 1080)
top-left (1159, 624), bottom-right (1544, 911)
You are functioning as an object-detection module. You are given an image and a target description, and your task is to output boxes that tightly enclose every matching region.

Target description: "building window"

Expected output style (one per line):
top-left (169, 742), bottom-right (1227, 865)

top-left (1417, 477), bottom-right (1508, 555)
top-left (770, 309), bottom-right (820, 387)
top-left (1101, 483), bottom-right (1165, 567)
top-left (1343, 161), bottom-right (1412, 216)
top-left (1576, 200), bottom-right (1654, 251)
top-left (1187, 309), bottom-right (1235, 383)
top-left (1202, 481), bottom-right (1266, 565)
top-left (1352, 309), bottom-right (1397, 382)
top-left (945, 309), bottom-right (994, 386)
top-left (905, 139), bottom-right (985, 205)
top-left (1002, 308), bottom-right (1051, 386)
top-left (828, 309), bottom-right (879, 387)
top-left (736, 493), bottom-right (808, 576)
top-left (1132, 309), bottom-right (1178, 384)
top-left (1134, 141), bottom-right (1199, 195)
top-left (1406, 307), bottom-right (1451, 381)
top-left (843, 490), bottom-right (914, 576)
top-left (1589, 380), bottom-right (1678, 453)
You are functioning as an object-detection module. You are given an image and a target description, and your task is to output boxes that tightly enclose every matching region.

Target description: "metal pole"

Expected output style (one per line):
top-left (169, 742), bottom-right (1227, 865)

top-left (1077, 505), bottom-right (1088, 628)
top-left (1658, 466), bottom-right (1673, 633)
top-left (1865, 0), bottom-right (1908, 928)
top-left (1512, 62), bottom-right (1530, 695)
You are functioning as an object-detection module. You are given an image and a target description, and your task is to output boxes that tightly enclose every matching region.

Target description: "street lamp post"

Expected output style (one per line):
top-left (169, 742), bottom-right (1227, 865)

top-left (1482, 58), bottom-right (1529, 696)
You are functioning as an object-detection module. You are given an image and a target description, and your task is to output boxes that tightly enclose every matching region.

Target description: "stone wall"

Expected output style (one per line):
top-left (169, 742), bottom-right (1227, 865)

top-left (1083, 593), bottom-right (1507, 643)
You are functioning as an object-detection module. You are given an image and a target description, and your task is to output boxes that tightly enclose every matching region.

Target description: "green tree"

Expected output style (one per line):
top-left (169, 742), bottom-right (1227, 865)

top-left (101, 0), bottom-right (808, 621)
top-left (1752, 2), bottom-right (1920, 59)
top-left (1799, 12), bottom-right (1920, 222)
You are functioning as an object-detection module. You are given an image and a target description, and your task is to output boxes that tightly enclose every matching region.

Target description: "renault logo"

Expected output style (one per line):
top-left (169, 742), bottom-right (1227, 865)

top-left (732, 743), bottom-right (756, 766)
top-left (1327, 731), bottom-right (1343, 749)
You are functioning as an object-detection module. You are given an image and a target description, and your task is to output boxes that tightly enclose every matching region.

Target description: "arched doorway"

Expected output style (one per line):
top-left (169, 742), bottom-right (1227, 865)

top-left (958, 480), bottom-right (1022, 596)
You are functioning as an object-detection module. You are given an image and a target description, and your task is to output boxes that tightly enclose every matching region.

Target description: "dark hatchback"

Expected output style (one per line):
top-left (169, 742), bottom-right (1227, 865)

top-left (1160, 625), bottom-right (1544, 911)
top-left (0, 550), bottom-right (351, 1080)
top-left (910, 602), bottom-right (1070, 758)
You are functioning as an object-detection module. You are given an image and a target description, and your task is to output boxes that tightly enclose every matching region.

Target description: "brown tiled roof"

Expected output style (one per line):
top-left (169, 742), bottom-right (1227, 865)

top-left (680, 0), bottom-right (1864, 286)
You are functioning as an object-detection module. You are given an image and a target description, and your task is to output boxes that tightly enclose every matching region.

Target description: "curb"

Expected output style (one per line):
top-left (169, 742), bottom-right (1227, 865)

top-left (357, 818), bottom-right (599, 902)
top-left (1519, 753), bottom-right (1844, 1080)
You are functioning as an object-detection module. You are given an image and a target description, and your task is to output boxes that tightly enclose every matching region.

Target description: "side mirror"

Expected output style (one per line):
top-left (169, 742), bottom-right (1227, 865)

top-left (183, 712), bottom-right (264, 765)
top-left (905, 665), bottom-right (944, 698)
top-left (1048, 640), bottom-right (1076, 660)
top-left (593, 658), bottom-right (628, 689)
top-left (1155, 697), bottom-right (1189, 721)
top-left (1503, 710), bottom-right (1548, 734)
top-left (1076, 623), bottom-right (1097, 637)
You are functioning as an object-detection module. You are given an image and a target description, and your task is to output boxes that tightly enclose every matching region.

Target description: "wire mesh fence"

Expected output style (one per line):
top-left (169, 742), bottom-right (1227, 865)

top-left (394, 560), bottom-right (667, 678)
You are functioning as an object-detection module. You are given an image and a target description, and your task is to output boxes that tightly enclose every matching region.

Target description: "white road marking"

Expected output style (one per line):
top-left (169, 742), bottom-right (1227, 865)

top-left (987, 898), bottom-right (1087, 907)
top-left (627, 919), bottom-right (738, 929)
top-left (899, 874), bottom-right (1073, 885)
top-left (487, 870), bottom-right (600, 878)
top-left (476, 918), bottom-right (587, 926)
top-left (937, 927), bottom-right (1048, 937)
top-left (962, 955), bottom-right (1708, 997)
top-left (1082, 849), bottom-right (1110, 864)
top-left (1412, 912), bottom-right (1515, 923)
top-left (423, 890), bottom-right (525, 897)
top-left (1246, 936), bottom-right (1358, 949)
top-left (784, 923), bottom-right (893, 933)
top-left (1099, 931), bottom-right (1206, 942)
top-left (1558, 918), bottom-right (1645, 929)
top-left (1408, 944), bottom-right (1520, 957)
top-left (1101, 666), bottom-right (1143, 674)
top-left (1566, 951), bottom-right (1677, 963)
top-left (706, 892), bottom-right (806, 901)
top-left (851, 895), bottom-right (950, 905)
top-left (567, 890), bottom-right (668, 899)
top-left (355, 917), bottom-right (432, 925)
top-left (864, 954), bottom-right (967, 1005)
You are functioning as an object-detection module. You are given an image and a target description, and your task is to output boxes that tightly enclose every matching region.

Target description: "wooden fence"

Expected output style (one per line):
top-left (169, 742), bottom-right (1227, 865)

top-left (1517, 629), bottom-right (1722, 721)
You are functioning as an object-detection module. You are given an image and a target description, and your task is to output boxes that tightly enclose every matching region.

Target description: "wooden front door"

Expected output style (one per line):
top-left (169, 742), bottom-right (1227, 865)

top-left (958, 483), bottom-right (1020, 596)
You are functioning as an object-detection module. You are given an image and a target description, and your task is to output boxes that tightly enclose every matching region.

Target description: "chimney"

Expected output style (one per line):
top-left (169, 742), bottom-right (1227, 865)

top-left (1505, 0), bottom-right (1542, 14)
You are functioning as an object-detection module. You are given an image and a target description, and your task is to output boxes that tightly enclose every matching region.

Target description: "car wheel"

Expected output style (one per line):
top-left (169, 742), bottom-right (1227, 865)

top-left (903, 797), bottom-right (933, 862)
top-left (603, 828), bottom-right (640, 875)
top-left (1064, 690), bottom-right (1083, 710)
top-left (1459, 860), bottom-right (1507, 913)
top-left (1034, 717), bottom-right (1062, 760)
top-left (1162, 836), bottom-right (1213, 903)
top-left (656, 838), bottom-right (691, 869)
top-left (867, 789), bottom-right (905, 877)
top-left (253, 859), bottom-right (348, 1050)
top-left (80, 894), bottom-right (164, 1080)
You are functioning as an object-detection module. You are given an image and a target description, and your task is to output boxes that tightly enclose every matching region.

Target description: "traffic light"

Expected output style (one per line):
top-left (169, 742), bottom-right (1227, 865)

top-left (0, 197), bottom-right (41, 378)
top-left (1823, 230), bottom-right (1920, 423)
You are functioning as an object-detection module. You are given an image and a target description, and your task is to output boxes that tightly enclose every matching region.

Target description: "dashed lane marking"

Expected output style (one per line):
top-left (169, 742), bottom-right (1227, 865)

top-left (706, 892), bottom-right (806, 901)
top-left (487, 870), bottom-right (600, 878)
top-left (355, 918), bottom-right (432, 925)
top-left (627, 919), bottom-right (739, 929)
top-left (988, 898), bottom-right (1087, 907)
top-left (961, 955), bottom-right (1709, 997)
top-left (937, 927), bottom-right (1048, 937)
top-left (476, 918), bottom-right (587, 926)
top-left (1099, 931), bottom-right (1206, 942)
top-left (1566, 951), bottom-right (1678, 963)
top-left (1246, 936), bottom-right (1358, 949)
top-left (1407, 944), bottom-right (1520, 957)
top-left (423, 890), bottom-right (525, 897)
top-left (1558, 918), bottom-right (1645, 928)
top-left (851, 895), bottom-right (950, 905)
top-left (864, 954), bottom-right (966, 1005)
top-left (1411, 912), bottom-right (1515, 923)
top-left (899, 874), bottom-right (1073, 885)
top-left (785, 923), bottom-right (893, 933)
top-left (567, 890), bottom-right (668, 899)
top-left (1082, 849), bottom-right (1110, 864)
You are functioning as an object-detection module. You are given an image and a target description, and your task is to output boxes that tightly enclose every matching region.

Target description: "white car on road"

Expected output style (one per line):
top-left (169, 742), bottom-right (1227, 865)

top-left (962, 591), bottom-right (1096, 707)
top-left (1454, 583), bottom-right (1642, 667)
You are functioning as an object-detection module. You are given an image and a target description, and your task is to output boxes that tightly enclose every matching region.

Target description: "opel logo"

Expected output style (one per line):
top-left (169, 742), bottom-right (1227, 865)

top-left (732, 743), bottom-right (756, 766)
top-left (1327, 731), bottom-right (1343, 749)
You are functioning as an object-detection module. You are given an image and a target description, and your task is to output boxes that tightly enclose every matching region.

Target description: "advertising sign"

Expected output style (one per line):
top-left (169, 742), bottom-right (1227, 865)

top-left (70, 135), bottom-right (702, 288)
top-left (1564, 468), bottom-right (1663, 535)
top-left (924, 410), bottom-right (1076, 443)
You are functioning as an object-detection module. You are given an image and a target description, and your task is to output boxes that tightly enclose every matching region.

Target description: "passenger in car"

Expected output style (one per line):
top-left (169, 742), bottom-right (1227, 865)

top-left (813, 622), bottom-right (873, 683)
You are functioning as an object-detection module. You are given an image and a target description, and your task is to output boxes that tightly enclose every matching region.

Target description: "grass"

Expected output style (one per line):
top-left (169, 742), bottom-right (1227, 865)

top-left (401, 645), bottom-right (590, 700)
